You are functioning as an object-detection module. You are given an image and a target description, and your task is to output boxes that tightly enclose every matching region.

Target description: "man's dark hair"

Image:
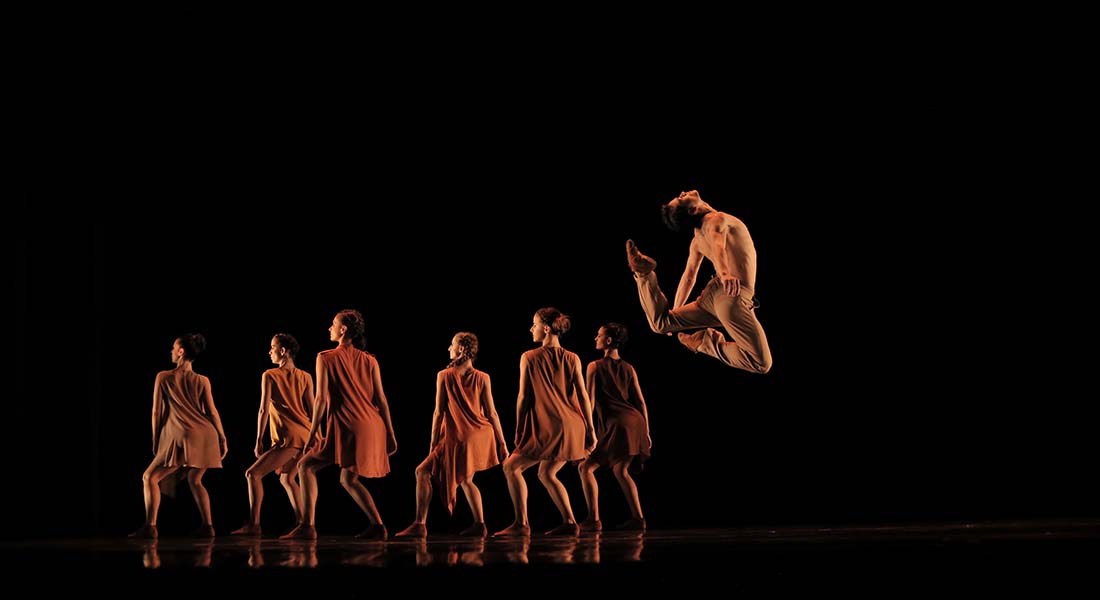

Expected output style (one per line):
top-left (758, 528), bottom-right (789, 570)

top-left (661, 203), bottom-right (710, 232)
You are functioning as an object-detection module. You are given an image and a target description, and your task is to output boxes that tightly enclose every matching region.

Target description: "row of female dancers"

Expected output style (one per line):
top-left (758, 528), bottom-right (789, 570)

top-left (129, 307), bottom-right (652, 540)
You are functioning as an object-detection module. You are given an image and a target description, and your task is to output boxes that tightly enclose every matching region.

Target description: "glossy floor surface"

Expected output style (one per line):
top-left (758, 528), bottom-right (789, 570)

top-left (5, 520), bottom-right (1098, 591)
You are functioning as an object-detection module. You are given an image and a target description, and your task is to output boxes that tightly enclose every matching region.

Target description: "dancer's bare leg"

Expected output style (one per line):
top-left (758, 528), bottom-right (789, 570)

top-left (578, 458), bottom-right (601, 525)
top-left (278, 472), bottom-right (302, 525)
top-left (413, 464), bottom-right (432, 523)
top-left (395, 463), bottom-right (432, 538)
top-left (460, 476), bottom-right (484, 524)
top-left (339, 468), bottom-right (383, 526)
top-left (238, 447), bottom-right (299, 529)
top-left (298, 456), bottom-right (327, 526)
top-left (457, 476), bottom-right (488, 537)
top-left (612, 461), bottom-right (644, 520)
top-left (495, 453), bottom-right (539, 536)
top-left (140, 463), bottom-right (179, 527)
top-left (537, 460), bottom-right (578, 528)
top-left (338, 468), bottom-right (387, 539)
top-left (185, 468), bottom-right (212, 526)
top-left (280, 455), bottom-right (327, 539)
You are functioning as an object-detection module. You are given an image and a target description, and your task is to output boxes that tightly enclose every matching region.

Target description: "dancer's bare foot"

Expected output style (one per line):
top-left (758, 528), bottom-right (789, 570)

top-left (230, 523), bottom-right (262, 536)
top-left (492, 522), bottom-right (531, 537)
top-left (545, 521), bottom-right (579, 536)
top-left (394, 523), bottom-right (426, 538)
top-left (355, 524), bottom-right (388, 540)
top-left (279, 524), bottom-right (317, 540)
top-left (626, 240), bottom-right (656, 275)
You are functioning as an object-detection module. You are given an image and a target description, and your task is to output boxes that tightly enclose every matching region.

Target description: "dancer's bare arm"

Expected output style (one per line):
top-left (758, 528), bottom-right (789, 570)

top-left (151, 373), bottom-right (165, 453)
top-left (372, 361), bottom-right (398, 455)
top-left (302, 373), bottom-right (316, 434)
top-left (304, 356), bottom-right (328, 453)
top-left (514, 355), bottom-right (530, 445)
top-left (428, 371), bottom-right (445, 451)
top-left (254, 373), bottom-right (272, 457)
top-left (573, 355), bottom-right (597, 451)
top-left (481, 375), bottom-right (509, 461)
top-left (631, 366), bottom-right (652, 448)
top-left (674, 240), bottom-right (706, 309)
top-left (202, 377), bottom-right (228, 459)
top-left (585, 362), bottom-right (597, 415)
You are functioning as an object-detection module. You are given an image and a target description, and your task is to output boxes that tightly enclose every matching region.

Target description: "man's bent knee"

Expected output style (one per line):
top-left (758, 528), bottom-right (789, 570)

top-left (754, 355), bottom-right (773, 374)
top-left (648, 318), bottom-right (675, 335)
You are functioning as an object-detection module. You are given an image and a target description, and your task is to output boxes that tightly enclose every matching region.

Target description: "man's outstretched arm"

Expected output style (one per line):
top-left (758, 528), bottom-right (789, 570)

top-left (673, 241), bottom-right (705, 309)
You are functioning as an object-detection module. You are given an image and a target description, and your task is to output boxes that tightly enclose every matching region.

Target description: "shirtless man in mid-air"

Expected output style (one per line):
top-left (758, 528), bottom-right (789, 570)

top-left (626, 189), bottom-right (772, 374)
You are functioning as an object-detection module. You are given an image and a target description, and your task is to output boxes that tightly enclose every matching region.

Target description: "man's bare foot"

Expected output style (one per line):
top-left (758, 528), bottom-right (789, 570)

top-left (617, 517), bottom-right (647, 531)
top-left (394, 522), bottom-right (426, 538)
top-left (579, 518), bottom-right (602, 532)
top-left (128, 524), bottom-right (158, 539)
top-left (492, 522), bottom-right (531, 537)
top-left (677, 329), bottom-right (710, 353)
top-left (230, 523), bottom-right (262, 536)
top-left (458, 522), bottom-right (487, 538)
top-left (355, 524), bottom-right (388, 540)
top-left (279, 524), bottom-right (317, 540)
top-left (545, 521), bottom-right (579, 537)
top-left (626, 240), bottom-right (657, 275)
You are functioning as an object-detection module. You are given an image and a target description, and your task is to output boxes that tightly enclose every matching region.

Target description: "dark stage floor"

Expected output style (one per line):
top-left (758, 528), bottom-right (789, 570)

top-left (4, 520), bottom-right (1099, 591)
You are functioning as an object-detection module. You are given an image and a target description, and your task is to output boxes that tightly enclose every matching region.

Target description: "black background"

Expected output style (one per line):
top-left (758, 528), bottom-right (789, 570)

top-left (11, 27), bottom-right (1092, 540)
